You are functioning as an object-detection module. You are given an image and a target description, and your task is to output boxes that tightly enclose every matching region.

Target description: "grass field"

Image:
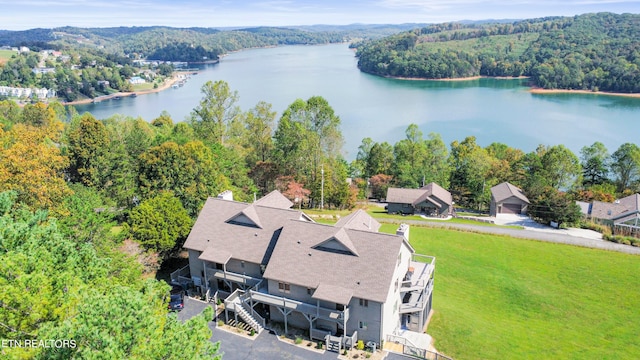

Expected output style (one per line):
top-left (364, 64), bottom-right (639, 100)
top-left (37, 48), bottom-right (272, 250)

top-left (416, 33), bottom-right (540, 59)
top-left (0, 50), bottom-right (17, 65)
top-left (132, 82), bottom-right (155, 91)
top-left (378, 224), bottom-right (640, 359)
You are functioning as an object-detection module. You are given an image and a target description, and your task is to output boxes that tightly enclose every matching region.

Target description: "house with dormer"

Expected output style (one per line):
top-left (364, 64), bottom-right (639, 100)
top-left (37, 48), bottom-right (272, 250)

top-left (179, 190), bottom-right (436, 350)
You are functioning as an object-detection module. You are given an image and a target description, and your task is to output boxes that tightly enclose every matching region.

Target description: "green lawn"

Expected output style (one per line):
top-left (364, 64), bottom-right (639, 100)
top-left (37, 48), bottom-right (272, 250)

top-left (378, 224), bottom-right (640, 359)
top-left (0, 50), bottom-right (17, 64)
top-left (132, 82), bottom-right (155, 91)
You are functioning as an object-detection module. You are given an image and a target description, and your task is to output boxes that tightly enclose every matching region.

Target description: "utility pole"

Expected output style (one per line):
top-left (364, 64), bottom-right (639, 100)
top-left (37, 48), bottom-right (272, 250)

top-left (321, 165), bottom-right (324, 210)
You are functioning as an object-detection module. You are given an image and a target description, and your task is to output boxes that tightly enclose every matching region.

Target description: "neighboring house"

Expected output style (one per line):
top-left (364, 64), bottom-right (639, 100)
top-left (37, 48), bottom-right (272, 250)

top-left (179, 190), bottom-right (436, 350)
top-left (490, 182), bottom-right (530, 216)
top-left (386, 183), bottom-right (453, 216)
top-left (128, 76), bottom-right (145, 84)
top-left (584, 194), bottom-right (640, 230)
top-left (32, 67), bottom-right (55, 74)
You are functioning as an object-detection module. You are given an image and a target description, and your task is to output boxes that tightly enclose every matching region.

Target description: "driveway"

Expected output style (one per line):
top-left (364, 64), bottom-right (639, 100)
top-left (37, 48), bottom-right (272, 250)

top-left (210, 326), bottom-right (344, 360)
top-left (492, 214), bottom-right (603, 240)
top-left (176, 296), bottom-right (213, 322)
top-left (178, 297), bottom-right (346, 360)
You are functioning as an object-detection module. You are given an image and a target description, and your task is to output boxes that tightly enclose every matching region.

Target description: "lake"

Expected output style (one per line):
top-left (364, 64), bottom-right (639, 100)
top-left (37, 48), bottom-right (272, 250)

top-left (75, 43), bottom-right (640, 160)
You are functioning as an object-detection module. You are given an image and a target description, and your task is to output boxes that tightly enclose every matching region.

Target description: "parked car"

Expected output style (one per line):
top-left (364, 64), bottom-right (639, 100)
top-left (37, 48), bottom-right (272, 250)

top-left (168, 293), bottom-right (184, 311)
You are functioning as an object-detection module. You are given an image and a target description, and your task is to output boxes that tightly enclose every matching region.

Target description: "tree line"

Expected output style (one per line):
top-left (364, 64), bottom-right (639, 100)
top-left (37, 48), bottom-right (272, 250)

top-left (356, 13), bottom-right (640, 93)
top-left (351, 125), bottom-right (640, 226)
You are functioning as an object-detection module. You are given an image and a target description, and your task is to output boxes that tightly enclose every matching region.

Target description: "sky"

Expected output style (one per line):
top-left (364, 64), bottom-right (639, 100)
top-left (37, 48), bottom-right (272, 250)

top-left (0, 0), bottom-right (639, 30)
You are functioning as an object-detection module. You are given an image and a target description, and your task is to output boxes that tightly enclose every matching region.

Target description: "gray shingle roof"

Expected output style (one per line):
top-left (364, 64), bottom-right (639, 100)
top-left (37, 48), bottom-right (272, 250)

top-left (255, 190), bottom-right (294, 209)
top-left (199, 248), bottom-right (232, 264)
top-left (490, 182), bottom-right (530, 204)
top-left (262, 220), bottom-right (407, 303)
top-left (312, 283), bottom-right (354, 305)
top-left (386, 183), bottom-right (452, 208)
top-left (334, 209), bottom-right (381, 232)
top-left (183, 196), bottom-right (309, 264)
top-left (233, 205), bottom-right (263, 228)
top-left (590, 194), bottom-right (640, 221)
top-left (386, 188), bottom-right (426, 204)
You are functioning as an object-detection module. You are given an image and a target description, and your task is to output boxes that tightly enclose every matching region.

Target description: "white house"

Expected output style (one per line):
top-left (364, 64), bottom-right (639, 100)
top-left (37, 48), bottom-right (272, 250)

top-left (128, 76), bottom-right (145, 84)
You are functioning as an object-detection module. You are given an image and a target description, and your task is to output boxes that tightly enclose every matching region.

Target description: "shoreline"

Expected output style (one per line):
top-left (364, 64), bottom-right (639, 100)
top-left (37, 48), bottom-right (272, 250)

top-left (384, 75), bottom-right (530, 82)
top-left (529, 87), bottom-right (640, 99)
top-left (385, 73), bottom-right (640, 98)
top-left (61, 70), bottom-right (197, 106)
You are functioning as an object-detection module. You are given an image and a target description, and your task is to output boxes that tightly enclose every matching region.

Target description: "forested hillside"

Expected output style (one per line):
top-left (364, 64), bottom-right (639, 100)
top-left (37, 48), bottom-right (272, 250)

top-left (356, 13), bottom-right (640, 93)
top-left (0, 25), bottom-right (348, 61)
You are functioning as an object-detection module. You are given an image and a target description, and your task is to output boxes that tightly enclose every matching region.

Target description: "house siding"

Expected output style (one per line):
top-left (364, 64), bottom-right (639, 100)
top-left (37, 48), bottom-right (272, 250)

top-left (188, 249), bottom-right (205, 287)
top-left (346, 299), bottom-right (383, 342)
top-left (382, 243), bottom-right (413, 339)
top-left (388, 203), bottom-right (414, 214)
top-left (415, 200), bottom-right (449, 216)
top-left (225, 259), bottom-right (262, 279)
top-left (266, 279), bottom-right (314, 303)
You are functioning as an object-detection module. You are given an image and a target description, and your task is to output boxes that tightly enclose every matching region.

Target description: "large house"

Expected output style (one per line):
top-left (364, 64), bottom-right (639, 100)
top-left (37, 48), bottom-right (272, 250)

top-left (490, 182), bottom-right (530, 216)
top-left (582, 193), bottom-right (640, 230)
top-left (179, 190), bottom-right (436, 350)
top-left (386, 183), bottom-right (453, 216)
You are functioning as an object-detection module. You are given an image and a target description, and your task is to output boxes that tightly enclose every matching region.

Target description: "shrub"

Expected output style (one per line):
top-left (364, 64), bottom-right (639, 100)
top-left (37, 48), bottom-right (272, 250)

top-left (343, 349), bottom-right (348, 356)
top-left (217, 320), bottom-right (224, 327)
top-left (295, 337), bottom-right (303, 345)
top-left (357, 340), bottom-right (365, 350)
top-left (581, 221), bottom-right (612, 236)
top-left (250, 329), bottom-right (255, 336)
top-left (316, 342), bottom-right (323, 349)
top-left (365, 354), bottom-right (371, 359)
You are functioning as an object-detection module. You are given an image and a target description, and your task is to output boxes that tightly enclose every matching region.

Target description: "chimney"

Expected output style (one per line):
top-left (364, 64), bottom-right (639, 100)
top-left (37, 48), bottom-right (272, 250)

top-left (217, 190), bottom-right (233, 201)
top-left (396, 224), bottom-right (410, 241)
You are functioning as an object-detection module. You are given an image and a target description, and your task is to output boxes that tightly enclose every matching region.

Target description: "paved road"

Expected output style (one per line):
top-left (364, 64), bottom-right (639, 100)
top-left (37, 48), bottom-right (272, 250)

top-left (377, 218), bottom-right (640, 255)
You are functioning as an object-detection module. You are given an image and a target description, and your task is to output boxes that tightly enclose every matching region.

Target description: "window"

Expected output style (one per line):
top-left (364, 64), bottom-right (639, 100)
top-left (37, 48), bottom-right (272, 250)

top-left (241, 261), bottom-right (245, 268)
top-left (278, 282), bottom-right (290, 293)
top-left (359, 321), bottom-right (367, 330)
top-left (307, 288), bottom-right (313, 295)
top-left (359, 298), bottom-right (368, 307)
top-left (395, 278), bottom-right (399, 292)
top-left (397, 253), bottom-right (402, 266)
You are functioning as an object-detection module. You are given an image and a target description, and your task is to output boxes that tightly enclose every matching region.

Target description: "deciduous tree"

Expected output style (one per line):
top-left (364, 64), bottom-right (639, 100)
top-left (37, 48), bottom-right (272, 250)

top-left (580, 141), bottom-right (610, 186)
top-left (190, 80), bottom-right (241, 145)
top-left (0, 123), bottom-right (71, 213)
top-left (610, 143), bottom-right (640, 192)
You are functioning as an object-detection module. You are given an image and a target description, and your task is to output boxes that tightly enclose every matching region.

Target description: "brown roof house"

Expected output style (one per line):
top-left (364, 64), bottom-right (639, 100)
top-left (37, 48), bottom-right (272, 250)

top-left (490, 182), bottom-right (530, 216)
top-left (386, 183), bottom-right (453, 217)
top-left (586, 194), bottom-right (640, 229)
top-left (177, 190), bottom-right (436, 351)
